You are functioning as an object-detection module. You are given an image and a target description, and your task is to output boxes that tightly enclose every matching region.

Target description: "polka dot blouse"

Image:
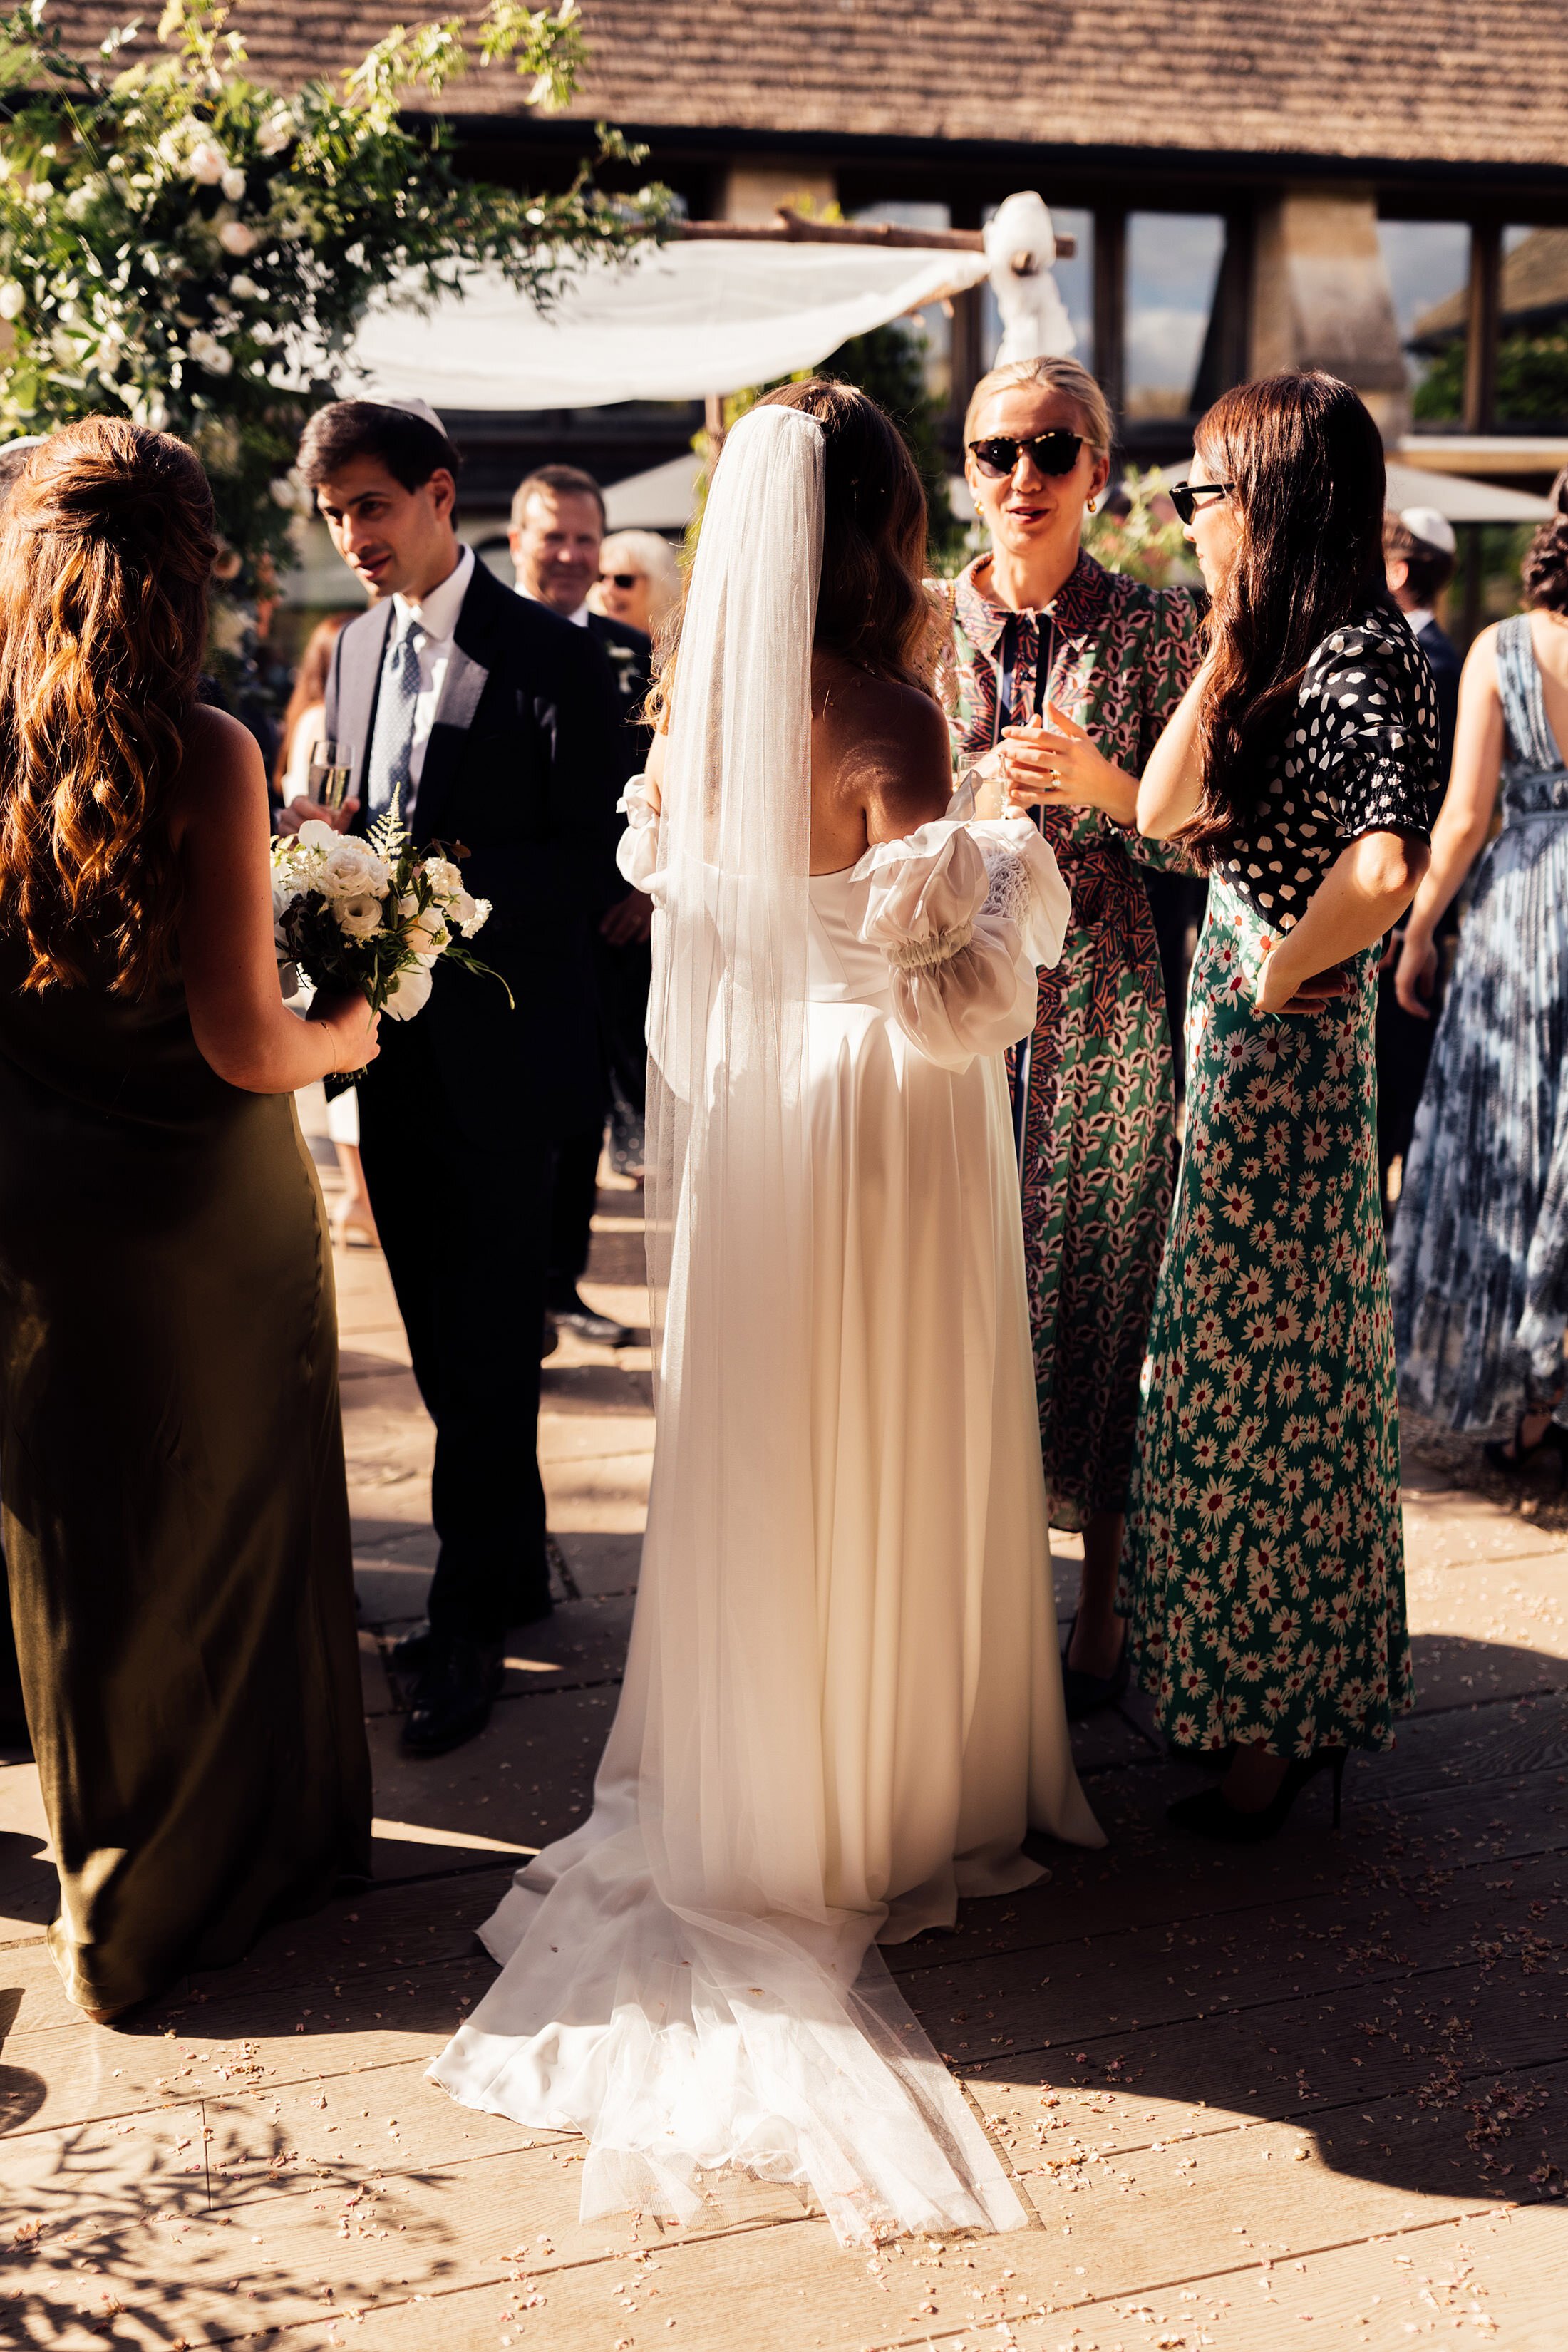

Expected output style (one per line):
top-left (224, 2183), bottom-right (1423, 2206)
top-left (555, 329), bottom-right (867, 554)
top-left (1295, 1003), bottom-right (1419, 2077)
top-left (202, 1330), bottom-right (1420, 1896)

top-left (1214, 608), bottom-right (1441, 929)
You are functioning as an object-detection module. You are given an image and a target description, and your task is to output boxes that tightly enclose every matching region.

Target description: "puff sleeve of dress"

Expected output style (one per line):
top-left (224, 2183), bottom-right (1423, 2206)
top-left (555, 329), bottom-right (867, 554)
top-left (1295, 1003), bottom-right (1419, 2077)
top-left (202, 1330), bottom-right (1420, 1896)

top-left (615, 775), bottom-right (666, 898)
top-left (852, 816), bottom-right (1071, 1071)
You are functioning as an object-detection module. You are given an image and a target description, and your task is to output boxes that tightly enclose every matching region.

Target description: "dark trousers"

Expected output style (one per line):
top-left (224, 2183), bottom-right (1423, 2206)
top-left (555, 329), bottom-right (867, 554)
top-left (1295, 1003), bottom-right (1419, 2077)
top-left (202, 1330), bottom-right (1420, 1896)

top-left (1376, 960), bottom-right (1444, 1219)
top-left (356, 1023), bottom-right (553, 1639)
top-left (547, 931), bottom-right (651, 1295)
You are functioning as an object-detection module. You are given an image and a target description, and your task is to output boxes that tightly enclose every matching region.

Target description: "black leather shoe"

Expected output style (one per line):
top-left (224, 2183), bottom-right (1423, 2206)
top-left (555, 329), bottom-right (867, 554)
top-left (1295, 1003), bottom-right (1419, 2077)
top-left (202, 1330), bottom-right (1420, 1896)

top-left (400, 1633), bottom-right (503, 1757)
top-left (387, 1621), bottom-right (435, 1674)
top-left (547, 1287), bottom-right (633, 1348)
top-left (1060, 1612), bottom-right (1131, 1721)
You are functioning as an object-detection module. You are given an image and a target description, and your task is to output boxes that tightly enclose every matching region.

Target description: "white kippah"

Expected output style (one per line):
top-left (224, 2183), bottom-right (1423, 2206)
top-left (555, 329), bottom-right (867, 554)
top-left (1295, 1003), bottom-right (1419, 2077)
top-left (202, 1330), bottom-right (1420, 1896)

top-left (0, 435), bottom-right (46, 456)
top-left (366, 395), bottom-right (449, 440)
top-left (1398, 505), bottom-right (1457, 557)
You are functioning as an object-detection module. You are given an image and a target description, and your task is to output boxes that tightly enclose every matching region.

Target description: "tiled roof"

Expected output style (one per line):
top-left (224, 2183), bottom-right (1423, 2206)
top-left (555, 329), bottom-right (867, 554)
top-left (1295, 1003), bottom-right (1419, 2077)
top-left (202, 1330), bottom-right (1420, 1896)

top-left (39, 2), bottom-right (1568, 172)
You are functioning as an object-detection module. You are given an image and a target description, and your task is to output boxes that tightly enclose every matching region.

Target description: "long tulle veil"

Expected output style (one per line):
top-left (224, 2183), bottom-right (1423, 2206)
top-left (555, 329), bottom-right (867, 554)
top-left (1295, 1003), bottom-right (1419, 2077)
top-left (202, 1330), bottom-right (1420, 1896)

top-left (431, 403), bottom-right (1028, 2245)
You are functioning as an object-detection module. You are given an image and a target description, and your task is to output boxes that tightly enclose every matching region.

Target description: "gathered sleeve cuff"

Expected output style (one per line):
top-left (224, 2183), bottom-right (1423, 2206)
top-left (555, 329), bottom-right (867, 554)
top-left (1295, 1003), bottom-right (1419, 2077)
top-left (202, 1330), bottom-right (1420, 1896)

top-left (851, 816), bottom-right (1071, 1071)
top-left (615, 774), bottom-right (666, 898)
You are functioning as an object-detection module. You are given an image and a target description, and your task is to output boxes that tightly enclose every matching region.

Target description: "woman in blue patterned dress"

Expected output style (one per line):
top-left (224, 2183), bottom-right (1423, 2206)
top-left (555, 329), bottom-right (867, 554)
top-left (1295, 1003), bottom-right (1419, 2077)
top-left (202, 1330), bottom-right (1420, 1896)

top-left (1123, 373), bottom-right (1439, 1841)
top-left (1390, 479), bottom-right (1568, 1463)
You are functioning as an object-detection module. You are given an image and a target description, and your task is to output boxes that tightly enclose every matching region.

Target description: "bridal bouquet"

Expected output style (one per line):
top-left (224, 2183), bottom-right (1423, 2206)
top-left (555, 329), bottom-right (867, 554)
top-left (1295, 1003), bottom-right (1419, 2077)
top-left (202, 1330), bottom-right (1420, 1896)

top-left (272, 808), bottom-right (507, 1041)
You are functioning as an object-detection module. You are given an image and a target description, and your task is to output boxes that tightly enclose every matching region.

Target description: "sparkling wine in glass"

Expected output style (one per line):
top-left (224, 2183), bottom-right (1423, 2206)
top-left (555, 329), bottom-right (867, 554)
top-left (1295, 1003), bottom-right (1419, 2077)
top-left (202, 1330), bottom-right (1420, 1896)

top-left (306, 738), bottom-right (356, 813)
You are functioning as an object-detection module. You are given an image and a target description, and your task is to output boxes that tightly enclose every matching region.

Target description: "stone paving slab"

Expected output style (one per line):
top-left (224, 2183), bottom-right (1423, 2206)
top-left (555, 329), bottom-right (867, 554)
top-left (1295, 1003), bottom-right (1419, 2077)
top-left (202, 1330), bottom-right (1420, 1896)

top-left (4, 1159), bottom-right (1567, 2352)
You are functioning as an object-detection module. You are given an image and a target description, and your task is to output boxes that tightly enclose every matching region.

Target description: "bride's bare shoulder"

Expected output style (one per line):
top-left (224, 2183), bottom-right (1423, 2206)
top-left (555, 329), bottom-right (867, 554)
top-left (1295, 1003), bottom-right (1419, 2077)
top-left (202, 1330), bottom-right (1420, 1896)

top-left (812, 658), bottom-right (951, 835)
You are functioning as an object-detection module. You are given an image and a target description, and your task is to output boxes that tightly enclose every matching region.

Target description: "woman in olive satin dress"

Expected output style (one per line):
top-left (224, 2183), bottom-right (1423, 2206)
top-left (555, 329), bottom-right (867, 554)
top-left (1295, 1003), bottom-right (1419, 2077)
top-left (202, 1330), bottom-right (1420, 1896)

top-left (0, 421), bottom-right (379, 2021)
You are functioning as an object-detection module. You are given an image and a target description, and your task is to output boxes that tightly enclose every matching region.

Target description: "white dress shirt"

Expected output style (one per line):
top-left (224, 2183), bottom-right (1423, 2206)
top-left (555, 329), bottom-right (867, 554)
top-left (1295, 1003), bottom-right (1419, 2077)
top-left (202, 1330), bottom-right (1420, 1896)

top-left (386, 542), bottom-right (475, 820)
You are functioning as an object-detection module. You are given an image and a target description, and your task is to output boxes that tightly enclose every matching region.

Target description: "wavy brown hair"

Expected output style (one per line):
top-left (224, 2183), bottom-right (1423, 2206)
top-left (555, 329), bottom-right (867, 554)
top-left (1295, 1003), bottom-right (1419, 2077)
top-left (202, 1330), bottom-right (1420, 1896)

top-left (649, 378), bottom-right (933, 724)
top-left (1522, 467), bottom-right (1568, 614)
top-left (0, 418), bottom-right (215, 993)
top-left (1179, 371), bottom-right (1388, 869)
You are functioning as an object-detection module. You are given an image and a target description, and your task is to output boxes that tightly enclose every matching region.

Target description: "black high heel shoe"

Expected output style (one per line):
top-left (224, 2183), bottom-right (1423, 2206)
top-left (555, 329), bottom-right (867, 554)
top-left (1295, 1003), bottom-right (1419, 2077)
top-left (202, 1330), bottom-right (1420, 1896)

top-left (1166, 1748), bottom-right (1347, 1843)
top-left (1483, 1415), bottom-right (1568, 1484)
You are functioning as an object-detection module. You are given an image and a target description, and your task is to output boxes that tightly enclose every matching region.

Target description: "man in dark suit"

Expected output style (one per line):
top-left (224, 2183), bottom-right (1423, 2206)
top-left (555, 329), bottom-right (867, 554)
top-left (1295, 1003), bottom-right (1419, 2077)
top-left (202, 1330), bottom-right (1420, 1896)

top-left (288, 400), bottom-right (626, 1755)
top-left (510, 466), bottom-right (654, 1348)
top-left (1378, 505), bottom-right (1464, 1223)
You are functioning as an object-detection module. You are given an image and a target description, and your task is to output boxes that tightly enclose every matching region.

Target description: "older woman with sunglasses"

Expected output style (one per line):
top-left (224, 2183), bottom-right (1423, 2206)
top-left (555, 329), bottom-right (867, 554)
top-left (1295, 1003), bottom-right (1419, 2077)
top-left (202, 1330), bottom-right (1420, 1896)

top-left (943, 355), bottom-right (1202, 1718)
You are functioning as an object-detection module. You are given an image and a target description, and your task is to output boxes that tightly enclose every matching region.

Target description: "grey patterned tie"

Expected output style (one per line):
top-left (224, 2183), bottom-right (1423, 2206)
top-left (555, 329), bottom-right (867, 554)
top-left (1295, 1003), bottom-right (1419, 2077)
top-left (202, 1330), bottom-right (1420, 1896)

top-left (366, 620), bottom-right (422, 819)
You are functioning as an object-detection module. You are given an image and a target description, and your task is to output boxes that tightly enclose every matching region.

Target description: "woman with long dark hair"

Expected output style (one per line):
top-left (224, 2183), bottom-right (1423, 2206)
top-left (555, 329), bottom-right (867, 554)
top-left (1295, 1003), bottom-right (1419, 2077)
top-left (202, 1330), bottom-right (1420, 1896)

top-left (1391, 475), bottom-right (1568, 1462)
top-left (0, 421), bottom-right (376, 2017)
top-left (1123, 373), bottom-right (1438, 1838)
top-left (431, 381), bottom-right (1100, 2241)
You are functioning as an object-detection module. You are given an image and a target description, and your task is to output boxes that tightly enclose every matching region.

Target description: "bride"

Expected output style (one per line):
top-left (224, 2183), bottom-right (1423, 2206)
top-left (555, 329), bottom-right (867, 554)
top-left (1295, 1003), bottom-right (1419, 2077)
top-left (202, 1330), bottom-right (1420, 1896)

top-left (431, 383), bottom-right (1102, 2244)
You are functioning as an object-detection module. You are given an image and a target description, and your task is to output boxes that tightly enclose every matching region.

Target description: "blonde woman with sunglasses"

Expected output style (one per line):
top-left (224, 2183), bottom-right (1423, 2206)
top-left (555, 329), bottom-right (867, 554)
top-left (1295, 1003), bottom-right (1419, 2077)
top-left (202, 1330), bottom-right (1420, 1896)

top-left (944, 356), bottom-right (1201, 1718)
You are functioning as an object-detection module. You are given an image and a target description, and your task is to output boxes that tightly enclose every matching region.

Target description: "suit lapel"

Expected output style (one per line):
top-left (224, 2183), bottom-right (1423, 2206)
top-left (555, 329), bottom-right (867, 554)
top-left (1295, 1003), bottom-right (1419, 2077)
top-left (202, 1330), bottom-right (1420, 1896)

top-left (335, 602), bottom-right (393, 804)
top-left (413, 566), bottom-right (505, 842)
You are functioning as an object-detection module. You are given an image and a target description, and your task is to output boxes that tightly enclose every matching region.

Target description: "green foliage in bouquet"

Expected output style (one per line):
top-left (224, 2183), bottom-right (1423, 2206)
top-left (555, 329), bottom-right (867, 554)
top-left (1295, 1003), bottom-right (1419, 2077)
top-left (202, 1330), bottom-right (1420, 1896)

top-left (0, 0), bottom-right (671, 577)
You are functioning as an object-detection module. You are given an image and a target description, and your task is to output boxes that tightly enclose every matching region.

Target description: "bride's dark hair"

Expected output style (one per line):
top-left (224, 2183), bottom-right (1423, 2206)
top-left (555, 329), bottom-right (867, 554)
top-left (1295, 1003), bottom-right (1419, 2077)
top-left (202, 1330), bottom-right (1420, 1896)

top-left (755, 378), bottom-right (931, 687)
top-left (647, 378), bottom-right (932, 724)
top-left (1179, 370), bottom-right (1388, 869)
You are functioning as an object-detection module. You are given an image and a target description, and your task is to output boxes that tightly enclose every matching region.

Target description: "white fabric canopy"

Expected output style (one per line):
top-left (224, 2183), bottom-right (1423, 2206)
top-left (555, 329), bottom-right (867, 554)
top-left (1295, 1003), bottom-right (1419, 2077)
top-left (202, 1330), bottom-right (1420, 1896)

top-left (344, 242), bottom-right (991, 411)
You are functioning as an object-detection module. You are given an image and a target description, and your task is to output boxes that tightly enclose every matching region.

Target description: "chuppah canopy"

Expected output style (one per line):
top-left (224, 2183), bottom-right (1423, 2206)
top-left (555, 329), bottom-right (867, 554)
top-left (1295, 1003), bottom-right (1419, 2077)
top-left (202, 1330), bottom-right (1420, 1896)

top-left (341, 239), bottom-right (993, 412)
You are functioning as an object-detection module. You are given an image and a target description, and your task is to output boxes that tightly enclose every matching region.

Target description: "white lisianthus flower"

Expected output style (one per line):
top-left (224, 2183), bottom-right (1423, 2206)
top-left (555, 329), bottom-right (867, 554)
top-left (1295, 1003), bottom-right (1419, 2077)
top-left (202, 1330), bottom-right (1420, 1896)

top-left (336, 894), bottom-right (384, 941)
top-left (383, 959), bottom-right (435, 1021)
top-left (218, 219), bottom-right (257, 257)
top-left (187, 329), bottom-right (232, 376)
top-left (396, 892), bottom-right (419, 922)
top-left (187, 140), bottom-right (228, 187)
top-left (321, 840), bottom-right (389, 898)
top-left (0, 282), bottom-right (24, 321)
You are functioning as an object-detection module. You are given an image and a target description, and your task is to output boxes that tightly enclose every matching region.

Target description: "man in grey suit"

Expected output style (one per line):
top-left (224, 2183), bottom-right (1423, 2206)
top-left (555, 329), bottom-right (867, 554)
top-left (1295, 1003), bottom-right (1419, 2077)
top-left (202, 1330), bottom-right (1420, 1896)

top-left (288, 398), bottom-right (625, 1756)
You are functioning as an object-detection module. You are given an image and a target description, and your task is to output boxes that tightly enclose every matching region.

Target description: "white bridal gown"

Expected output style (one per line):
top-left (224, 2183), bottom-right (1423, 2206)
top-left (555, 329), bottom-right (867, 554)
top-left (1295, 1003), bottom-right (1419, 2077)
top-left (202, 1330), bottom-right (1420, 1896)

top-left (430, 398), bottom-right (1100, 2248)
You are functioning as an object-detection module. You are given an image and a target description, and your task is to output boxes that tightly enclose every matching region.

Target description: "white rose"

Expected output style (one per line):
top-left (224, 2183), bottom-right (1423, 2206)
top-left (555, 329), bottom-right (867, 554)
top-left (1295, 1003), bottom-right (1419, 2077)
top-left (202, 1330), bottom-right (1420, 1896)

top-left (335, 894), bottom-right (384, 941)
top-left (0, 282), bottom-right (24, 321)
top-left (220, 165), bottom-right (246, 203)
top-left (383, 959), bottom-right (434, 1021)
top-left (218, 219), bottom-right (257, 257)
top-left (187, 329), bottom-right (233, 376)
top-left (187, 140), bottom-right (228, 187)
top-left (321, 842), bottom-right (377, 894)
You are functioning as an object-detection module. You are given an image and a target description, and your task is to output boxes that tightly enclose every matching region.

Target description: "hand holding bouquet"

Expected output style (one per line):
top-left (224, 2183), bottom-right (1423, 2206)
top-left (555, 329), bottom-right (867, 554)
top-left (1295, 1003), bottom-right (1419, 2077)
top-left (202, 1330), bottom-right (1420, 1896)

top-left (272, 807), bottom-right (509, 1071)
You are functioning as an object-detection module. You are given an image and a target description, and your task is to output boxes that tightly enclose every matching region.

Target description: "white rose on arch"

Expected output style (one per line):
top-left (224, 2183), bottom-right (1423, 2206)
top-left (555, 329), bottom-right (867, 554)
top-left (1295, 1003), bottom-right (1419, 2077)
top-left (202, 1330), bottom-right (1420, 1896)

top-left (220, 166), bottom-right (247, 204)
top-left (187, 329), bottom-right (232, 377)
top-left (187, 140), bottom-right (229, 187)
top-left (218, 220), bottom-right (257, 257)
top-left (383, 959), bottom-right (435, 1021)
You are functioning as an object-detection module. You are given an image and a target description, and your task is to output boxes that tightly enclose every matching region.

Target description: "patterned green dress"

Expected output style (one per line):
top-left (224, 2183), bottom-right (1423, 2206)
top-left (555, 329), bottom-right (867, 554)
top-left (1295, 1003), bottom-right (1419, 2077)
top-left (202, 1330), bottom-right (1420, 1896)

top-left (943, 551), bottom-right (1202, 1530)
top-left (1123, 611), bottom-right (1439, 1755)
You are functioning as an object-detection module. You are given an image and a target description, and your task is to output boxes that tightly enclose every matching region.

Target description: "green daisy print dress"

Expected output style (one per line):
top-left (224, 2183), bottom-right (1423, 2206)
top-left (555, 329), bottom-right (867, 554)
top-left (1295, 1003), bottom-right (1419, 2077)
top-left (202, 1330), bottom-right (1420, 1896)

top-left (1123, 610), bottom-right (1440, 1755)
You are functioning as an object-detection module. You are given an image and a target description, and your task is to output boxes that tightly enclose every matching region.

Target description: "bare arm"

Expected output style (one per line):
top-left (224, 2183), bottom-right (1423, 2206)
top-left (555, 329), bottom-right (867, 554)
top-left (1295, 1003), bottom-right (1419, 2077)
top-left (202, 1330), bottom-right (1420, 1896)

top-left (1136, 659), bottom-right (1214, 840)
top-left (175, 708), bottom-right (380, 1092)
top-left (1257, 830), bottom-right (1430, 1015)
top-left (1393, 629), bottom-right (1503, 1018)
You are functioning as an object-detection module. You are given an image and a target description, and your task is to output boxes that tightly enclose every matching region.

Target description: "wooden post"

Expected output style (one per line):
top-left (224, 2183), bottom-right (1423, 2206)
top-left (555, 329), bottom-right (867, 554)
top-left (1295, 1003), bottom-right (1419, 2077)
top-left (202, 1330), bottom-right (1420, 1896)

top-left (1463, 220), bottom-right (1502, 434)
top-left (1094, 210), bottom-right (1127, 422)
top-left (703, 391), bottom-right (726, 466)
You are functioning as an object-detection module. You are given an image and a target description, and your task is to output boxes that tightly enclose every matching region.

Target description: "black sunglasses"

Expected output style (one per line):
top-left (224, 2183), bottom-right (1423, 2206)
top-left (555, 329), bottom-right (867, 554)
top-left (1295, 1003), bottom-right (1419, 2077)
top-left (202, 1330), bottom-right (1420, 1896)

top-left (967, 430), bottom-right (1085, 480)
top-left (1168, 480), bottom-right (1235, 525)
top-left (599, 571), bottom-right (642, 589)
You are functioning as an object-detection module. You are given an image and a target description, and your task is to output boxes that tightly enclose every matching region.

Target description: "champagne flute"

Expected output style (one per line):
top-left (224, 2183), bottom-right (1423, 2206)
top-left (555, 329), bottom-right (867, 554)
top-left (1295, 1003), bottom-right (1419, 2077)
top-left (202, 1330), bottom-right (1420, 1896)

top-left (306, 738), bottom-right (357, 814)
